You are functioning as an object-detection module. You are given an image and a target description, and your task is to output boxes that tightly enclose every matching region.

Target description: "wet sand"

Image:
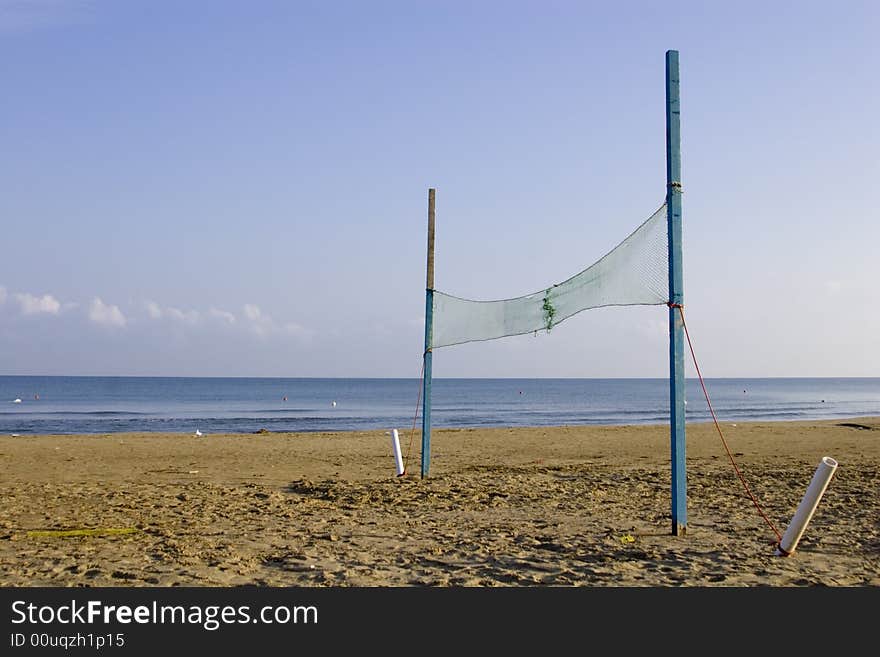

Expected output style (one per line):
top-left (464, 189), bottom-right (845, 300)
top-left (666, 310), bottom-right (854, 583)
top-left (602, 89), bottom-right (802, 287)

top-left (1, 418), bottom-right (878, 586)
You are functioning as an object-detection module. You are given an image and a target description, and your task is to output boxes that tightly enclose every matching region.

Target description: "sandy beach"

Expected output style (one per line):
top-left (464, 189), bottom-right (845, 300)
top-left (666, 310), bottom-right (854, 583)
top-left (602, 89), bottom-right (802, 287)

top-left (1, 418), bottom-right (878, 587)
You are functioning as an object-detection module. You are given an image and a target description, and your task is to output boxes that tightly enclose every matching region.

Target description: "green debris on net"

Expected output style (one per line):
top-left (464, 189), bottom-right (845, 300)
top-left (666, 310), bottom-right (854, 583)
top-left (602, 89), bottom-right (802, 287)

top-left (542, 288), bottom-right (556, 331)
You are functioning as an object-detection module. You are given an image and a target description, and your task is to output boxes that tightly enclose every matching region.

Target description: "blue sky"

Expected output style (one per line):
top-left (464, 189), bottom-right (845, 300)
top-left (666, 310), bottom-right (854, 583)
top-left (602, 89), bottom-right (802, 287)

top-left (0, 0), bottom-right (877, 377)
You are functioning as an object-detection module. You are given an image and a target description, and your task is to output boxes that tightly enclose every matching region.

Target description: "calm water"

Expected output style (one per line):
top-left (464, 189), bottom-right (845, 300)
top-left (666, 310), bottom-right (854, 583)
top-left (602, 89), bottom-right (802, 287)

top-left (1, 376), bottom-right (878, 435)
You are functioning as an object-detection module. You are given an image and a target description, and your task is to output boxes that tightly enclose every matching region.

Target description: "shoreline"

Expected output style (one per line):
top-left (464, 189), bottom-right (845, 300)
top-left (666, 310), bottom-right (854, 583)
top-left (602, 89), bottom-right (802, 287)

top-left (6, 412), bottom-right (880, 438)
top-left (1, 417), bottom-right (878, 586)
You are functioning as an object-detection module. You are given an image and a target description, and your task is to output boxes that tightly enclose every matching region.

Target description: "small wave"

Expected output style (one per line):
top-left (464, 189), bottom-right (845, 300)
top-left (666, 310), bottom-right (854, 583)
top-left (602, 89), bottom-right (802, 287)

top-left (0, 410), bottom-right (151, 417)
top-left (231, 408), bottom-right (313, 414)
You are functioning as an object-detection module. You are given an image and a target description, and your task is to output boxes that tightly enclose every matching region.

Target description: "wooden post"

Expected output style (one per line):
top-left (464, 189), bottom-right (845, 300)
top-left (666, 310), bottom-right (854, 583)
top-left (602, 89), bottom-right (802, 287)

top-left (421, 188), bottom-right (435, 478)
top-left (666, 50), bottom-right (687, 535)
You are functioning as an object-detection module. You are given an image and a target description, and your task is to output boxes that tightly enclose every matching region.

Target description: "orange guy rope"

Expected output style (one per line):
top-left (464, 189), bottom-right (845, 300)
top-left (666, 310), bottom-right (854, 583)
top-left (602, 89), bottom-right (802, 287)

top-left (669, 302), bottom-right (783, 544)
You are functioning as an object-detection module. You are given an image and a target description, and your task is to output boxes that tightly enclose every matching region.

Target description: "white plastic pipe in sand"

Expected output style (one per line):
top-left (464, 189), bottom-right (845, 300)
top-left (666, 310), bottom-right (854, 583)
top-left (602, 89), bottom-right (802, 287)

top-left (390, 429), bottom-right (405, 476)
top-left (776, 456), bottom-right (838, 556)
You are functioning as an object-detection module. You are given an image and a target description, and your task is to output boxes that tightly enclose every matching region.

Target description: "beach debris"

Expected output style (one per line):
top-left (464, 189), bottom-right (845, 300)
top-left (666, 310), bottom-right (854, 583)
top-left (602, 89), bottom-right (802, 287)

top-left (188, 470), bottom-right (199, 474)
top-left (620, 534), bottom-right (636, 544)
top-left (331, 400), bottom-right (337, 407)
top-left (390, 429), bottom-right (405, 476)
top-left (254, 428), bottom-right (271, 434)
top-left (194, 429), bottom-right (203, 437)
top-left (13, 399), bottom-right (21, 404)
top-left (11, 433), bottom-right (19, 437)
top-left (776, 456), bottom-right (838, 557)
top-left (27, 527), bottom-right (139, 539)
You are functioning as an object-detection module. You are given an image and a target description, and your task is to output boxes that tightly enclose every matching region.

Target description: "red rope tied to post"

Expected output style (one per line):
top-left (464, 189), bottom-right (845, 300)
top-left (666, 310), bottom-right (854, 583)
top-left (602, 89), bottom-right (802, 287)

top-left (667, 301), bottom-right (783, 544)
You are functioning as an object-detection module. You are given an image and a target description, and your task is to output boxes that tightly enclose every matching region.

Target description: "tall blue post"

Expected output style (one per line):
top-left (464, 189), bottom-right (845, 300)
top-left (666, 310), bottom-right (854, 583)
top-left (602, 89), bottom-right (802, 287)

top-left (666, 50), bottom-right (687, 535)
top-left (421, 188), bottom-right (435, 478)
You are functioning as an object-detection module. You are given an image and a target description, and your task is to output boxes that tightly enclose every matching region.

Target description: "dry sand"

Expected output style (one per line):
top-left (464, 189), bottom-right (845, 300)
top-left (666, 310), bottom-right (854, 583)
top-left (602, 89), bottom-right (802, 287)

top-left (1, 418), bottom-right (878, 587)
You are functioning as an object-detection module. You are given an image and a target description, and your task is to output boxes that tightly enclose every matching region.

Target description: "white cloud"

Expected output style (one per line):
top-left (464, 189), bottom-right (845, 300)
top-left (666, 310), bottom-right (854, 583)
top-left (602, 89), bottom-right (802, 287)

top-left (242, 303), bottom-right (312, 339)
top-left (283, 322), bottom-right (313, 339)
top-left (143, 300), bottom-right (307, 336)
top-left (637, 318), bottom-right (668, 344)
top-left (89, 297), bottom-right (126, 327)
top-left (145, 301), bottom-right (199, 324)
top-left (243, 304), bottom-right (272, 336)
top-left (243, 304), bottom-right (263, 322)
top-left (146, 300), bottom-right (162, 319)
top-left (165, 306), bottom-right (199, 324)
top-left (210, 308), bottom-right (236, 324)
top-left (16, 292), bottom-right (60, 315)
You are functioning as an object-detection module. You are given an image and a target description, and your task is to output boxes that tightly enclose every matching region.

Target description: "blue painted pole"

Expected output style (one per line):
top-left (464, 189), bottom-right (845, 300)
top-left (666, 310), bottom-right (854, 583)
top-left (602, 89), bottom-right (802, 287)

top-left (666, 50), bottom-right (687, 535)
top-left (421, 188), bottom-right (435, 478)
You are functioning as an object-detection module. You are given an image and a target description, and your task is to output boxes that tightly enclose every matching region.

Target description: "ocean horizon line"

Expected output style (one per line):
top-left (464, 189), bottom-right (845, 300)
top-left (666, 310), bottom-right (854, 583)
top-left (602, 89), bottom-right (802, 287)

top-left (3, 377), bottom-right (878, 435)
top-left (2, 374), bottom-right (878, 381)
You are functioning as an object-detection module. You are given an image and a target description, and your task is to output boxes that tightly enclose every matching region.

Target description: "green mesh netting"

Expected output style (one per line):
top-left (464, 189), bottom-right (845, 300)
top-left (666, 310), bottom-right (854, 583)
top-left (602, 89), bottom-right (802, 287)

top-left (431, 203), bottom-right (669, 348)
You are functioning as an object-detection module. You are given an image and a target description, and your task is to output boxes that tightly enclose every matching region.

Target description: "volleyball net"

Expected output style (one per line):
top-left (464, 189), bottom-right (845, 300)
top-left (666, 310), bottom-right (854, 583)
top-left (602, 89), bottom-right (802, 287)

top-left (430, 203), bottom-right (669, 349)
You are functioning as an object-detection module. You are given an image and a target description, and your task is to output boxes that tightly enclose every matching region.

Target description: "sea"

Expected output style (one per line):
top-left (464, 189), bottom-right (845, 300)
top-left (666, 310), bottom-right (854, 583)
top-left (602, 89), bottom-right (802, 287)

top-left (1, 376), bottom-right (879, 436)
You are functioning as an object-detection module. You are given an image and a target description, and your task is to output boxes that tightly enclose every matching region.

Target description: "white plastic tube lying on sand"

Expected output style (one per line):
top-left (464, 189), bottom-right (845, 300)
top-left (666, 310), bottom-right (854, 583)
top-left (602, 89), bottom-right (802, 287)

top-left (391, 429), bottom-right (405, 476)
top-left (776, 456), bottom-right (838, 556)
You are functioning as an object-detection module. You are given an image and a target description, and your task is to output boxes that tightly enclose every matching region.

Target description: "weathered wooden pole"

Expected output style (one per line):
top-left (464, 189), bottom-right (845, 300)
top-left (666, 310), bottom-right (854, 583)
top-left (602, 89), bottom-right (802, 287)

top-left (421, 188), bottom-right (435, 478)
top-left (666, 50), bottom-right (687, 535)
